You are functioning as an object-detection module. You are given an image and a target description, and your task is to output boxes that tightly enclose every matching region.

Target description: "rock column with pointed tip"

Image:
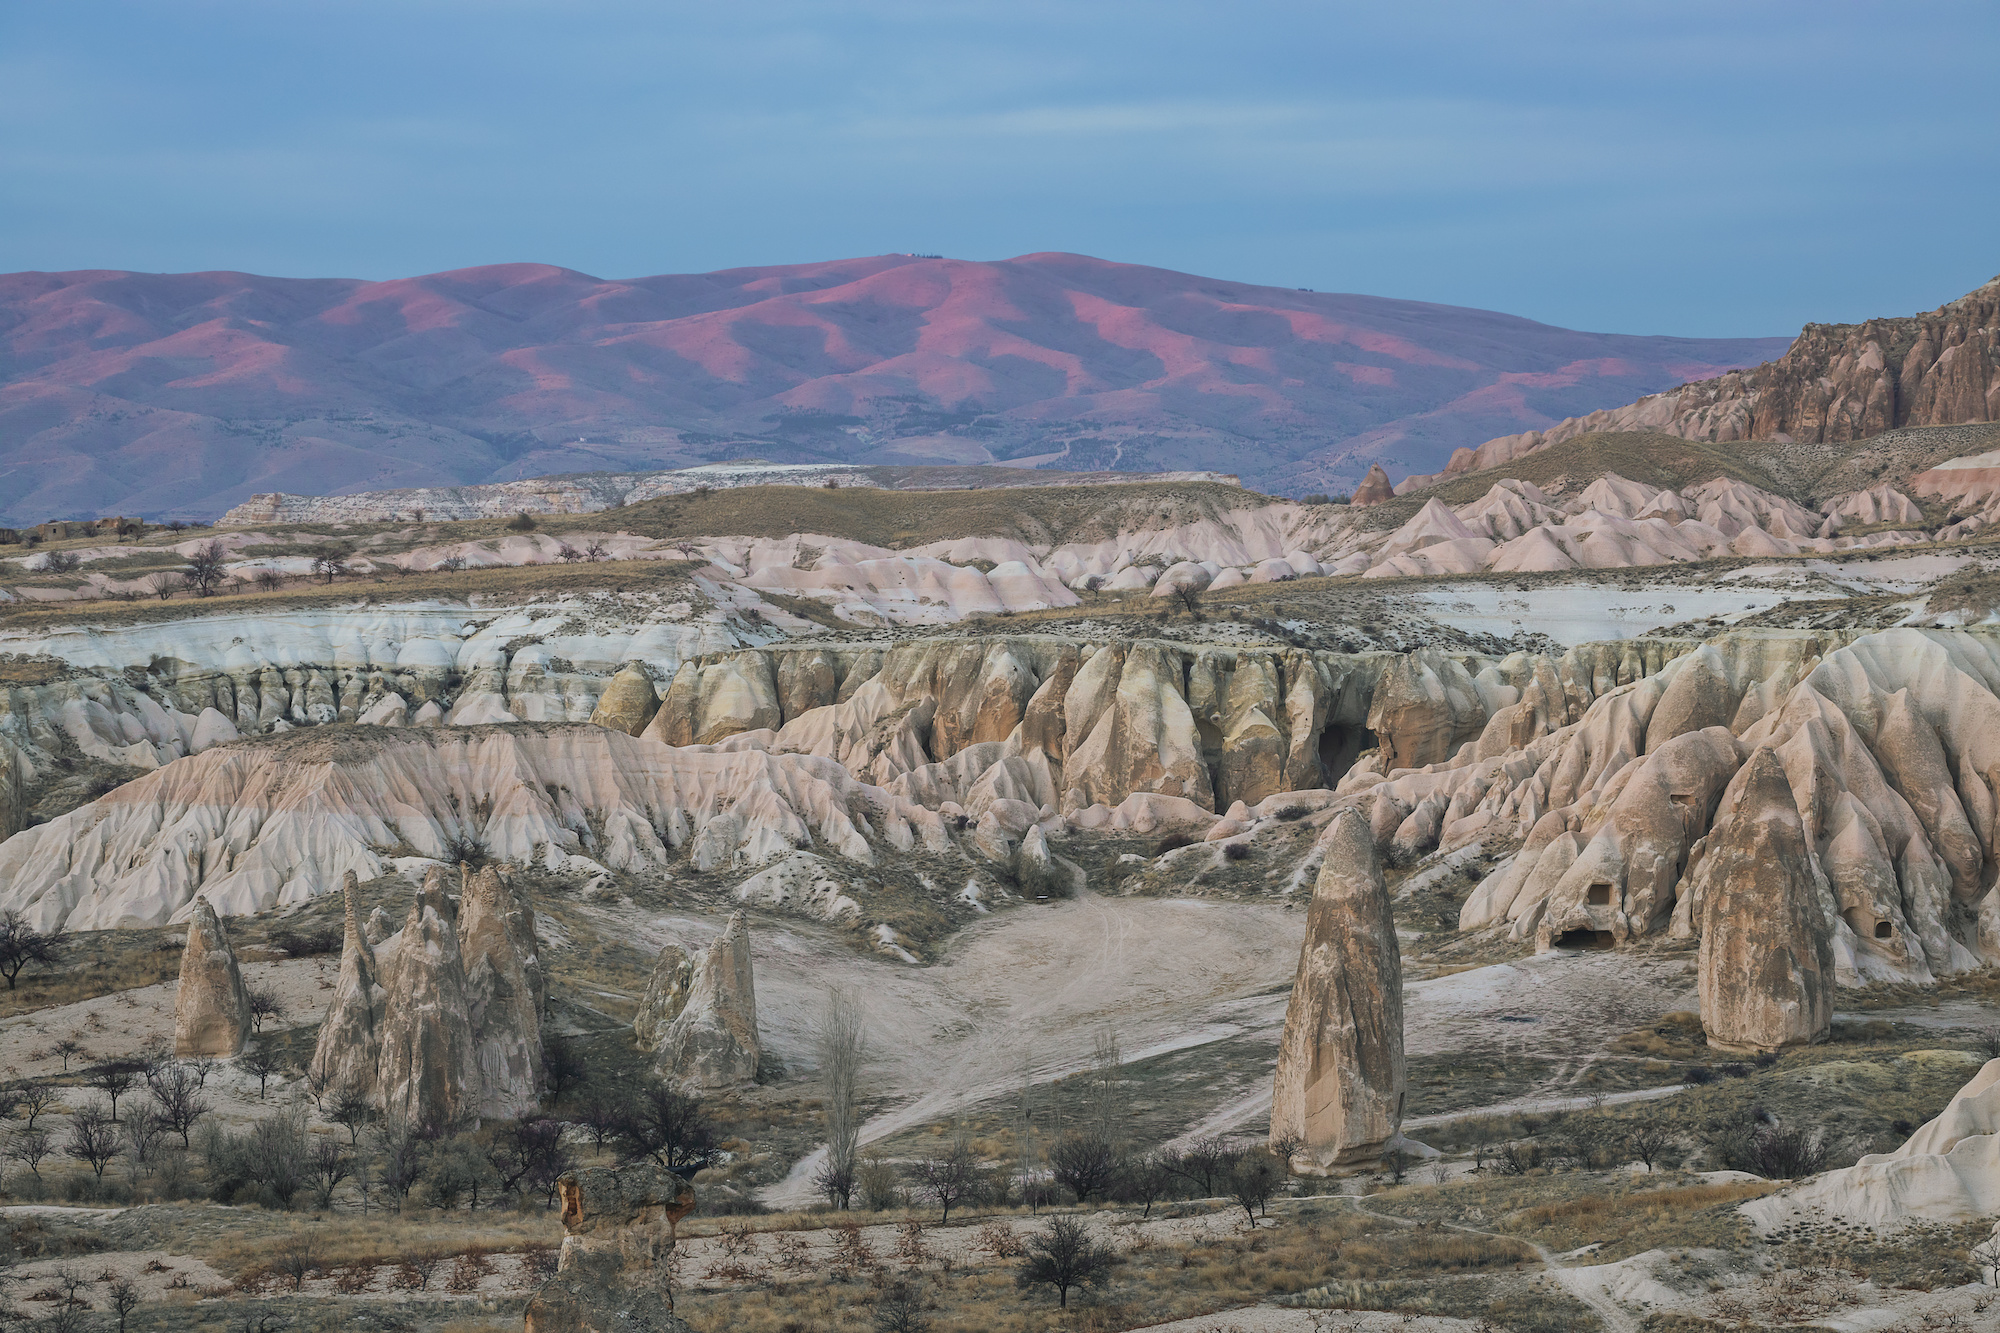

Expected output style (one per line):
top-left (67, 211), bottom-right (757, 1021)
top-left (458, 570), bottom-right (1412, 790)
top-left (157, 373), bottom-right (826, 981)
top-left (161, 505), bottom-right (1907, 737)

top-left (1271, 809), bottom-right (1405, 1168)
top-left (309, 870), bottom-right (384, 1097)
top-left (174, 895), bottom-right (250, 1058)
top-left (376, 867), bottom-right (483, 1131)
top-left (461, 864), bottom-right (545, 1118)
top-left (633, 944), bottom-right (694, 1051)
top-left (658, 912), bottom-right (760, 1088)
top-left (1696, 746), bottom-right (1836, 1053)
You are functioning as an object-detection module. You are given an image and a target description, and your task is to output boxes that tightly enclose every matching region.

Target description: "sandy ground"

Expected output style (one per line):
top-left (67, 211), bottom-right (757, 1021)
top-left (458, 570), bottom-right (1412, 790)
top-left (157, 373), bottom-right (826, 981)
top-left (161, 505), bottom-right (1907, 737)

top-left (1126, 1311), bottom-right (1477, 1332)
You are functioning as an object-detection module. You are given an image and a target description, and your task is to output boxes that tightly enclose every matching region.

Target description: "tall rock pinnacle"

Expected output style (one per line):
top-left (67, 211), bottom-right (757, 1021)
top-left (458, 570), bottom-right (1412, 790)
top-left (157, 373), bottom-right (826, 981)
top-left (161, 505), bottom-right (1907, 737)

top-left (1697, 746), bottom-right (1835, 1052)
top-left (174, 895), bottom-right (250, 1058)
top-left (1271, 808), bottom-right (1406, 1168)
top-left (376, 867), bottom-right (482, 1131)
top-left (657, 912), bottom-right (760, 1088)
top-left (461, 864), bottom-right (545, 1119)
top-left (309, 870), bottom-right (384, 1099)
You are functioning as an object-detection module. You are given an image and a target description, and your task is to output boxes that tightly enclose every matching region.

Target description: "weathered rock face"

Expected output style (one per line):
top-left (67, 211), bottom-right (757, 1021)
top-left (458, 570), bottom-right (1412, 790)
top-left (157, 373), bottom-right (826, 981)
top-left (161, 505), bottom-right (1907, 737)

top-left (460, 865), bottom-right (545, 1119)
top-left (585, 665), bottom-right (659, 737)
top-left (1696, 748), bottom-right (1836, 1053)
top-left (1270, 809), bottom-right (1405, 1167)
top-left (173, 896), bottom-right (250, 1058)
top-left (633, 944), bottom-right (694, 1050)
top-left (657, 912), bottom-right (760, 1088)
top-left (524, 1163), bottom-right (697, 1333)
top-left (1423, 275), bottom-right (2000, 483)
top-left (309, 871), bottom-right (384, 1097)
top-left (376, 869), bottom-right (482, 1131)
top-left (1350, 463), bottom-right (1394, 507)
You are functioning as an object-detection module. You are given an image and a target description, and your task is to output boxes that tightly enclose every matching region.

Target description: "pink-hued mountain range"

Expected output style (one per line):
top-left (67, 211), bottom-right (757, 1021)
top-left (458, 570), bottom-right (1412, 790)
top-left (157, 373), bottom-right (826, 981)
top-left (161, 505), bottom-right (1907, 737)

top-left (0, 252), bottom-right (1791, 524)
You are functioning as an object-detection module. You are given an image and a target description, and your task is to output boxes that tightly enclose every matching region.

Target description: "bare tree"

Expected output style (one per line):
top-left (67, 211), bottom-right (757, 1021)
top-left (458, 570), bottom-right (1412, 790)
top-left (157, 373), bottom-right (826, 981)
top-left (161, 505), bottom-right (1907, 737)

top-left (5, 1125), bottom-right (53, 1176)
top-left (310, 547), bottom-right (350, 584)
top-left (124, 1103), bottom-right (166, 1169)
top-left (1627, 1122), bottom-right (1675, 1173)
top-left (329, 1089), bottom-right (373, 1146)
top-left (816, 987), bottom-right (865, 1209)
top-left (16, 1081), bottom-right (60, 1129)
top-left (147, 572), bottom-right (178, 600)
top-left (0, 910), bottom-right (67, 988)
top-left (106, 1278), bottom-right (140, 1333)
top-left (1170, 582), bottom-right (1202, 616)
top-left (584, 540), bottom-right (609, 561)
top-left (183, 540), bottom-right (230, 597)
top-left (146, 1063), bottom-right (213, 1148)
top-left (241, 1045), bottom-right (283, 1099)
top-left (41, 549), bottom-right (82, 574)
top-left (1226, 1147), bottom-right (1282, 1225)
top-left (1015, 1214), bottom-right (1114, 1309)
top-left (51, 1038), bottom-right (88, 1072)
top-left (247, 986), bottom-right (288, 1033)
top-left (1048, 1130), bottom-right (1118, 1204)
top-left (86, 1061), bottom-right (141, 1120)
top-left (1088, 1028), bottom-right (1124, 1140)
top-left (906, 1132), bottom-right (982, 1225)
top-left (272, 1232), bottom-right (320, 1291)
top-left (252, 567), bottom-right (286, 592)
top-left (66, 1100), bottom-right (123, 1184)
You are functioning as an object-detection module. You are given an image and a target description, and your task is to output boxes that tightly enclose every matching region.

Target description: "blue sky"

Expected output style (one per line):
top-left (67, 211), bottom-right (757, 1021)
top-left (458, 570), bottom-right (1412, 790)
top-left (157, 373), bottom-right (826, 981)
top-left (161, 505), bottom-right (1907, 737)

top-left (3, 1), bottom-right (1995, 336)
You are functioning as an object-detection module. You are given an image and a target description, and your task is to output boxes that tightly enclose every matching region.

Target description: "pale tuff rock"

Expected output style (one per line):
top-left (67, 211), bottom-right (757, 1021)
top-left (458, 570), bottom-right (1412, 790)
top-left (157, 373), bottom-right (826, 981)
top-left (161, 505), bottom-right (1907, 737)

top-left (1365, 650), bottom-right (1487, 771)
top-left (523, 1163), bottom-right (697, 1333)
top-left (1271, 810), bottom-right (1405, 1168)
top-left (173, 895), bottom-right (250, 1058)
top-left (1062, 642), bottom-right (1214, 813)
top-left (375, 868), bottom-right (482, 1132)
top-left (460, 864), bottom-right (545, 1119)
top-left (365, 906), bottom-right (395, 945)
top-left (1695, 748), bottom-right (1836, 1053)
top-left (308, 870), bottom-right (384, 1098)
top-left (585, 665), bottom-right (659, 736)
top-left (657, 912), bottom-right (760, 1088)
top-left (633, 944), bottom-right (695, 1050)
top-left (1742, 1056), bottom-right (2000, 1233)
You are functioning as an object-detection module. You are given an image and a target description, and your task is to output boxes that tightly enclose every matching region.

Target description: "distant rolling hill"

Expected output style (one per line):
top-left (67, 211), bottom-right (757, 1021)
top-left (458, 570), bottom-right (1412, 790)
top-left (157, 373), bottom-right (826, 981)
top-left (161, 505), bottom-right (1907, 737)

top-left (0, 253), bottom-right (1790, 524)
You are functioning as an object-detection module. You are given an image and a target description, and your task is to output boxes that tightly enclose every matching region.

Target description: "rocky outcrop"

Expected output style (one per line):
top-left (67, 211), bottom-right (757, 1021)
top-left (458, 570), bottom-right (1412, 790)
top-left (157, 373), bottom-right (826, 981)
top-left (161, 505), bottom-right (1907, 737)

top-left (585, 666), bottom-right (659, 736)
top-left (656, 913), bottom-right (760, 1088)
top-left (633, 944), bottom-right (695, 1050)
top-left (173, 896), bottom-right (249, 1058)
top-left (523, 1162), bottom-right (697, 1333)
top-left (375, 869), bottom-right (482, 1132)
top-left (1742, 1056), bottom-right (2000, 1233)
top-left (460, 865), bottom-right (545, 1119)
top-left (1411, 275), bottom-right (2000, 488)
top-left (1270, 809), bottom-right (1405, 1168)
top-left (308, 871), bottom-right (384, 1098)
top-left (1349, 463), bottom-right (1394, 507)
top-left (1695, 748), bottom-right (1835, 1052)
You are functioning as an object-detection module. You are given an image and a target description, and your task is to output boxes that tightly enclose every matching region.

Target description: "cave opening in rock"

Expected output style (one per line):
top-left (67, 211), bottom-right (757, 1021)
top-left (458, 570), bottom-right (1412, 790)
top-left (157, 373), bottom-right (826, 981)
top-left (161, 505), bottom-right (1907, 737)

top-left (1318, 724), bottom-right (1375, 785)
top-left (1586, 883), bottom-right (1612, 906)
top-left (1874, 920), bottom-right (1892, 939)
top-left (1553, 928), bottom-right (1616, 950)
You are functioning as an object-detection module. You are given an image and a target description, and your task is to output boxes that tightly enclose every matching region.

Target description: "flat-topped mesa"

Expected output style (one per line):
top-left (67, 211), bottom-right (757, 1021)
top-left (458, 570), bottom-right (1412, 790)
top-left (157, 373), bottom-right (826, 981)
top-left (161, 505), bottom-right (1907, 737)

top-left (309, 871), bottom-right (384, 1098)
top-left (1271, 809), bottom-right (1406, 1169)
top-left (657, 912), bottom-right (761, 1088)
top-left (460, 864), bottom-right (545, 1119)
top-left (173, 896), bottom-right (250, 1058)
top-left (1696, 747), bottom-right (1836, 1053)
top-left (375, 867), bottom-right (482, 1132)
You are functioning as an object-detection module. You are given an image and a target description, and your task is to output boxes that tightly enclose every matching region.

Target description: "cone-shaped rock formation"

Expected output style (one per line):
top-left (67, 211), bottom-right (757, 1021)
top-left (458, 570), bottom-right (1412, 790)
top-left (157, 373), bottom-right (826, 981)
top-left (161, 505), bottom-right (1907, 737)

top-left (1696, 747), bottom-right (1836, 1052)
top-left (657, 913), bottom-right (760, 1088)
top-left (461, 864), bottom-right (545, 1118)
top-left (633, 944), bottom-right (694, 1051)
top-left (309, 871), bottom-right (384, 1098)
top-left (1271, 809), bottom-right (1405, 1167)
top-left (376, 867), bottom-right (482, 1131)
top-left (174, 896), bottom-right (250, 1058)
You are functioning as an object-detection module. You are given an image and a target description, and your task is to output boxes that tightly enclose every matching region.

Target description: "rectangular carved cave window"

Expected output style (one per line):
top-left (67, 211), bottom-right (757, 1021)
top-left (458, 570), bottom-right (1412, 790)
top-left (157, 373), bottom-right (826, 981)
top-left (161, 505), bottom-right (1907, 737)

top-left (1586, 883), bottom-right (1612, 906)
